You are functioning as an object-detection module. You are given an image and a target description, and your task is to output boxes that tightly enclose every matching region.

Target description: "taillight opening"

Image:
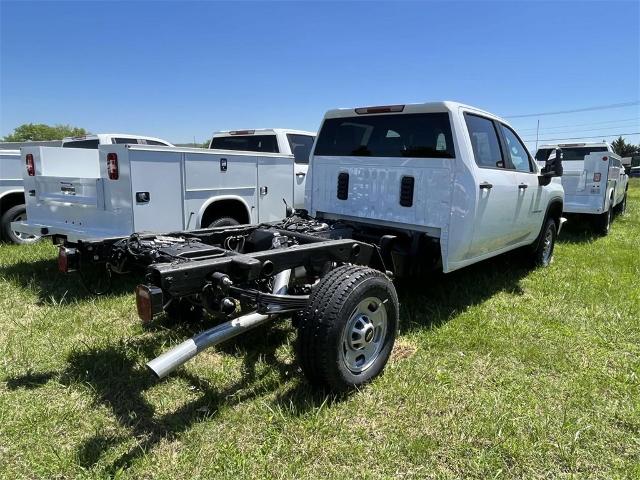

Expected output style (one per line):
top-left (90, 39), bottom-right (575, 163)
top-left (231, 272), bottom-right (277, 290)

top-left (593, 173), bottom-right (601, 182)
top-left (107, 152), bottom-right (119, 180)
top-left (26, 154), bottom-right (35, 176)
top-left (135, 285), bottom-right (164, 323)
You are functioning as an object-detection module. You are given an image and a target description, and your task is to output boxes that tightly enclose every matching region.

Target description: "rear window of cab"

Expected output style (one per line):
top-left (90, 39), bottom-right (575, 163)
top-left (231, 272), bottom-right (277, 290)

top-left (314, 112), bottom-right (455, 158)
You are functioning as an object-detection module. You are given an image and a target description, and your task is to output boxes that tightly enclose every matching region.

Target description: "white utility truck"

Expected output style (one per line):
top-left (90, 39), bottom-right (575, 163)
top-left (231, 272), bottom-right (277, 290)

top-left (46, 102), bottom-right (565, 393)
top-left (209, 129), bottom-right (315, 209)
top-left (14, 129), bottom-right (315, 242)
top-left (535, 142), bottom-right (628, 234)
top-left (1, 134), bottom-right (173, 244)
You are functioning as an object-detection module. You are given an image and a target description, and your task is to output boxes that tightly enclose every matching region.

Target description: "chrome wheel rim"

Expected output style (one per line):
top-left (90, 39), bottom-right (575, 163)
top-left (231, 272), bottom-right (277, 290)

top-left (542, 225), bottom-right (554, 263)
top-left (341, 296), bottom-right (387, 373)
top-left (11, 213), bottom-right (38, 243)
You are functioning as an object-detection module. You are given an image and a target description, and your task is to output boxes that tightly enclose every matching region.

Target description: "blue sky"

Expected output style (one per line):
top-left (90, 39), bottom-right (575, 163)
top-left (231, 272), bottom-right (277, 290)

top-left (1, 0), bottom-right (639, 149)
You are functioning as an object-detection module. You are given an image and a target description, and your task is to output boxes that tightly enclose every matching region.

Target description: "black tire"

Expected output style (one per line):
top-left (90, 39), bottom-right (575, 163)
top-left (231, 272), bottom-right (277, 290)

top-left (207, 217), bottom-right (240, 228)
top-left (296, 264), bottom-right (399, 393)
top-left (615, 193), bottom-right (627, 216)
top-left (1, 204), bottom-right (40, 245)
top-left (595, 202), bottom-right (612, 236)
top-left (531, 218), bottom-right (557, 267)
top-left (164, 298), bottom-right (204, 324)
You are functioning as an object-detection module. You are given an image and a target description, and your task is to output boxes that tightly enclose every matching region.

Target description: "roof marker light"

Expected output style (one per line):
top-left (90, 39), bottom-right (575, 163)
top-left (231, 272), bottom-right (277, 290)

top-left (355, 105), bottom-right (405, 115)
top-left (229, 130), bottom-right (255, 135)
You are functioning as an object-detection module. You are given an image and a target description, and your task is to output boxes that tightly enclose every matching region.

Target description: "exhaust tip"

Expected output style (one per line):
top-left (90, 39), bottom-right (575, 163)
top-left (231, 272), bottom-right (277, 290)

top-left (146, 339), bottom-right (198, 380)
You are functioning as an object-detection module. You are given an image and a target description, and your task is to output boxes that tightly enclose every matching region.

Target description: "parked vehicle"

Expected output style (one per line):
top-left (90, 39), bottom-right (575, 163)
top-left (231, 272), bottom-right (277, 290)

top-left (46, 102), bottom-right (564, 393)
top-left (14, 129), bottom-right (315, 242)
top-left (209, 129), bottom-right (316, 208)
top-left (0, 134), bottom-right (173, 244)
top-left (626, 155), bottom-right (640, 177)
top-left (535, 142), bottom-right (628, 234)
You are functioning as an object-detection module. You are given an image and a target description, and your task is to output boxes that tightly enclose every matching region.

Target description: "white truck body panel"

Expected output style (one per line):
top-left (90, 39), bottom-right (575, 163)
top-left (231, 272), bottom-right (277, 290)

top-left (536, 143), bottom-right (627, 215)
top-left (0, 150), bottom-right (22, 201)
top-left (16, 145), bottom-right (294, 242)
top-left (307, 101), bottom-right (563, 273)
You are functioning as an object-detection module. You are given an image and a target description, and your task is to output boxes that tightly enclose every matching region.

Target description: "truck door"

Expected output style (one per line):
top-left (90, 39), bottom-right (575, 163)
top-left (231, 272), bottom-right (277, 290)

top-left (464, 114), bottom-right (520, 257)
top-left (286, 133), bottom-right (315, 209)
top-left (129, 148), bottom-right (185, 232)
top-left (497, 123), bottom-right (545, 241)
top-left (257, 154), bottom-right (294, 222)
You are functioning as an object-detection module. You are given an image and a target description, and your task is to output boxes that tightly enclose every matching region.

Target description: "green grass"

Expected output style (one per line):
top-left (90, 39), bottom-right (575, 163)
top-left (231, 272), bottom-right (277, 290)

top-left (1, 180), bottom-right (639, 479)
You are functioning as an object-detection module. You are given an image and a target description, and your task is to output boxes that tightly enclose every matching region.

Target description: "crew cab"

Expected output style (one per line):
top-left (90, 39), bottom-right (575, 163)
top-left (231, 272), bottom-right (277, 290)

top-left (45, 101), bottom-right (565, 394)
top-left (0, 134), bottom-right (173, 244)
top-left (13, 129), bottom-right (315, 243)
top-left (535, 142), bottom-right (628, 234)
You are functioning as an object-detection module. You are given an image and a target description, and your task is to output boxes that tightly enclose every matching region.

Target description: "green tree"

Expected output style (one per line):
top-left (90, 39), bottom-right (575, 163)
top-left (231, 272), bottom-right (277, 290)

top-left (2, 123), bottom-right (88, 141)
top-left (610, 136), bottom-right (639, 157)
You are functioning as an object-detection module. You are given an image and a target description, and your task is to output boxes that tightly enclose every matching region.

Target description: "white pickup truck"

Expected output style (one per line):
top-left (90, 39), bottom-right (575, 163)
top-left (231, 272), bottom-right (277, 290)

top-left (50, 101), bottom-right (565, 393)
top-left (0, 134), bottom-right (173, 244)
top-left (535, 142), bottom-right (628, 234)
top-left (14, 128), bottom-right (315, 242)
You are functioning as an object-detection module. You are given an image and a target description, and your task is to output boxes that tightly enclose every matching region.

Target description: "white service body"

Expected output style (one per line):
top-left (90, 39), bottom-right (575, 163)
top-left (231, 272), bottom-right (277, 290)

top-left (306, 101), bottom-right (564, 273)
top-left (535, 143), bottom-right (627, 215)
top-left (16, 144), bottom-right (295, 242)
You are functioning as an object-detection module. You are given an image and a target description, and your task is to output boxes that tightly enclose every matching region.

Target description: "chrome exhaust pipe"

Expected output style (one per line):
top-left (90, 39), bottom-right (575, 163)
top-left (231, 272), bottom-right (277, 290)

top-left (147, 269), bottom-right (291, 379)
top-left (147, 312), bottom-right (271, 378)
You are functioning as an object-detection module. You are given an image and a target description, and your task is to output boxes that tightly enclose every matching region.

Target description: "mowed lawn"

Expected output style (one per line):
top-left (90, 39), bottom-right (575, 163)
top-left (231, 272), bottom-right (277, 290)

top-left (1, 181), bottom-right (639, 479)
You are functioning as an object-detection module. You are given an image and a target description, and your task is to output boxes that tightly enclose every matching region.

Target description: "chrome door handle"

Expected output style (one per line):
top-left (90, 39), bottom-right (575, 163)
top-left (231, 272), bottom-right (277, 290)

top-left (518, 183), bottom-right (528, 190)
top-left (295, 172), bottom-right (306, 177)
top-left (479, 182), bottom-right (493, 190)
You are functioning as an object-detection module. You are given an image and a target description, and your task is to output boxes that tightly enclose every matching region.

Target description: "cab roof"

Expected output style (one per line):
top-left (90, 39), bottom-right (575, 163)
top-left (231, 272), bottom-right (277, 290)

top-left (62, 133), bottom-right (173, 145)
top-left (212, 128), bottom-right (316, 137)
top-left (322, 101), bottom-right (507, 123)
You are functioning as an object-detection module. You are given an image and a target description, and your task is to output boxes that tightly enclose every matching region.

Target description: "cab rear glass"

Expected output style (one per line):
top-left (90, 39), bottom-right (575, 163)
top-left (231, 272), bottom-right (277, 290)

top-left (536, 146), bottom-right (607, 162)
top-left (313, 112), bottom-right (455, 158)
top-left (210, 135), bottom-right (279, 153)
top-left (62, 139), bottom-right (100, 149)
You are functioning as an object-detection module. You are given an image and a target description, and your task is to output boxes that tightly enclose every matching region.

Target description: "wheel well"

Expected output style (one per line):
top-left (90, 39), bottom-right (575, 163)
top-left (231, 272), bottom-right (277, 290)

top-left (0, 192), bottom-right (26, 216)
top-left (547, 200), bottom-right (563, 229)
top-left (200, 199), bottom-right (250, 227)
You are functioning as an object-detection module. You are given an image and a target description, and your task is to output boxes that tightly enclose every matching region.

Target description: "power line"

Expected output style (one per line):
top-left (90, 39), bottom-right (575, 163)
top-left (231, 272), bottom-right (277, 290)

top-left (523, 124), bottom-right (640, 137)
top-left (523, 132), bottom-right (640, 143)
top-left (515, 117), bottom-right (640, 132)
top-left (504, 101), bottom-right (640, 118)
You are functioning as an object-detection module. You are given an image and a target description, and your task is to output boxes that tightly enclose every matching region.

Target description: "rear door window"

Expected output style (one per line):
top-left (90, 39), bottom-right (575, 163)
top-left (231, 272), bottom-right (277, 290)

top-left (287, 134), bottom-right (315, 164)
top-left (314, 112), bottom-right (455, 158)
top-left (556, 146), bottom-right (608, 160)
top-left (464, 113), bottom-right (505, 169)
top-left (210, 135), bottom-right (279, 153)
top-left (62, 139), bottom-right (100, 149)
top-left (113, 137), bottom-right (140, 144)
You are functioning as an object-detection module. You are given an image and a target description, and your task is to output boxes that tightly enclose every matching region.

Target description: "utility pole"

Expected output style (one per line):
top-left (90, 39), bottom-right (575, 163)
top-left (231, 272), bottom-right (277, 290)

top-left (535, 119), bottom-right (540, 151)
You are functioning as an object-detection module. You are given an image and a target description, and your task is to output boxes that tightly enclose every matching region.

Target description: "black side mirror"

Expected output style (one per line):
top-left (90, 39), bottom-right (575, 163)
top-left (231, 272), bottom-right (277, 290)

top-left (542, 148), bottom-right (563, 177)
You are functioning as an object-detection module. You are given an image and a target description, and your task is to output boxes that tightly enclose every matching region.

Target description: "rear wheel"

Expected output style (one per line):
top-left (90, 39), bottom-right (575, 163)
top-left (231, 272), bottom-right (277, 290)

top-left (207, 217), bottom-right (240, 228)
top-left (296, 264), bottom-right (398, 393)
top-left (1, 205), bottom-right (40, 245)
top-left (531, 218), bottom-right (557, 267)
top-left (615, 193), bottom-right (627, 216)
top-left (595, 201), bottom-right (612, 236)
